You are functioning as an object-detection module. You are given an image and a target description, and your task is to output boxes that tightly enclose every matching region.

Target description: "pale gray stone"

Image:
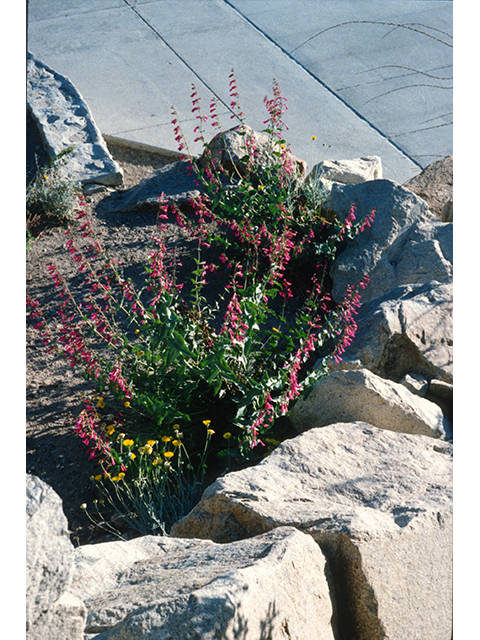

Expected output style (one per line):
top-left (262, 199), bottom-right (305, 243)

top-left (363, 219), bottom-right (452, 301)
top-left (429, 379), bottom-right (454, 401)
top-left (26, 474), bottom-right (85, 640)
top-left (329, 280), bottom-right (453, 385)
top-left (27, 53), bottom-right (123, 187)
top-left (28, 593), bottom-right (87, 640)
top-left (172, 423), bottom-right (452, 640)
top-left (71, 528), bottom-right (335, 640)
top-left (329, 179), bottom-right (436, 303)
top-left (400, 372), bottom-right (429, 396)
top-left (307, 155), bottom-right (382, 186)
top-left (288, 367), bottom-right (451, 439)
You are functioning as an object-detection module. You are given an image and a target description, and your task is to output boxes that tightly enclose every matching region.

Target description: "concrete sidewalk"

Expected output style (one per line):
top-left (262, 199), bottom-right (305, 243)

top-left (27, 0), bottom-right (452, 183)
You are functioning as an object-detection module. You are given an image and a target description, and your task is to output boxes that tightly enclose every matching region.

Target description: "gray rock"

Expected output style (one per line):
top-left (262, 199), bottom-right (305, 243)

top-left (288, 367), bottom-right (451, 439)
top-left (71, 528), bottom-right (335, 640)
top-left (307, 155), bottom-right (382, 186)
top-left (400, 372), bottom-right (429, 397)
top-left (329, 179), bottom-right (436, 303)
top-left (364, 219), bottom-right (452, 301)
top-left (172, 423), bottom-right (453, 640)
top-left (200, 124), bottom-right (307, 179)
top-left (403, 156), bottom-right (453, 221)
top-left (98, 159), bottom-right (202, 213)
top-left (27, 53), bottom-right (123, 187)
top-left (26, 474), bottom-right (86, 640)
top-left (329, 280), bottom-right (453, 385)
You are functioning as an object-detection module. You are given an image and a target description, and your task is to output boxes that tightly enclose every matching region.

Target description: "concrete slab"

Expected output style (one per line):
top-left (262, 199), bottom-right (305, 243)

top-left (27, 0), bottom-right (452, 184)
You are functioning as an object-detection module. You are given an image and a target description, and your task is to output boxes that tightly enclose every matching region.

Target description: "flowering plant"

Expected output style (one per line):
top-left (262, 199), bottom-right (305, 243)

top-left (27, 73), bottom-right (375, 536)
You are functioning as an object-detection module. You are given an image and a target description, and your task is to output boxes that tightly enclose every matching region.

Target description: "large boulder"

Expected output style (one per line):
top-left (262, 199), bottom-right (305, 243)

top-left (26, 474), bottom-right (86, 640)
top-left (288, 367), bottom-right (452, 439)
top-left (403, 155), bottom-right (453, 221)
top-left (307, 155), bottom-right (382, 187)
top-left (27, 53), bottom-right (123, 188)
top-left (70, 527), bottom-right (335, 640)
top-left (329, 280), bottom-right (453, 385)
top-left (172, 423), bottom-right (452, 640)
top-left (200, 124), bottom-right (307, 178)
top-left (98, 159), bottom-right (202, 213)
top-left (328, 179), bottom-right (439, 303)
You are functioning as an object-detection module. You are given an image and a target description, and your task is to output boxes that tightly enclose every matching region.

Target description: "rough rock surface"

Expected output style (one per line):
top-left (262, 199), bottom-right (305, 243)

top-left (27, 53), bottom-right (123, 187)
top-left (329, 280), bottom-right (453, 385)
top-left (288, 367), bottom-right (452, 439)
top-left (328, 179), bottom-right (437, 303)
top-left (363, 218), bottom-right (453, 300)
top-left (308, 155), bottom-right (382, 186)
top-left (403, 155), bottom-right (453, 221)
top-left (172, 423), bottom-right (453, 640)
top-left (70, 527), bottom-right (335, 640)
top-left (26, 474), bottom-right (86, 640)
top-left (200, 124), bottom-right (307, 178)
top-left (98, 159), bottom-right (203, 213)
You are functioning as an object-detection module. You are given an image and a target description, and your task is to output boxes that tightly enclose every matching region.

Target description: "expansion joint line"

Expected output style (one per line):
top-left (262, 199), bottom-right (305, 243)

top-left (121, 0), bottom-right (235, 118)
top-left (221, 0), bottom-right (425, 170)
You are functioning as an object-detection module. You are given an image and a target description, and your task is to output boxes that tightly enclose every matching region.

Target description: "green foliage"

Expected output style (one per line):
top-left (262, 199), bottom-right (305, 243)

top-left (26, 146), bottom-right (81, 239)
top-left (27, 74), bottom-right (375, 537)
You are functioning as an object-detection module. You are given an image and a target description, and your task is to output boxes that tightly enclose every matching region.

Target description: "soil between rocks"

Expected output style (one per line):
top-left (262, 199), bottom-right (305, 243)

top-left (26, 124), bottom-right (201, 546)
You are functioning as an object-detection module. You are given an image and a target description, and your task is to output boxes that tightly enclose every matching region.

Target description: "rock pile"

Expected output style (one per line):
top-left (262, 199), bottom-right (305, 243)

top-left (26, 125), bottom-right (453, 639)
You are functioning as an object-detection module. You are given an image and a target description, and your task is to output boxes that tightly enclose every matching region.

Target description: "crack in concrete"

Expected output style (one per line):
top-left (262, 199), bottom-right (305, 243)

top-left (222, 1), bottom-right (425, 170)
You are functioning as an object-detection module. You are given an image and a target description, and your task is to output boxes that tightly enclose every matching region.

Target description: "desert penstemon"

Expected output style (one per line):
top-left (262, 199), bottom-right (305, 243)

top-left (27, 72), bottom-right (376, 536)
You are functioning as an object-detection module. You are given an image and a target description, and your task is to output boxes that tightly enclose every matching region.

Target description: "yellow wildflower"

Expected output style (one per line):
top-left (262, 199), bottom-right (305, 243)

top-left (223, 432), bottom-right (232, 439)
top-left (124, 401), bottom-right (131, 408)
top-left (122, 439), bottom-right (134, 447)
top-left (96, 397), bottom-right (105, 409)
top-left (164, 451), bottom-right (174, 458)
top-left (161, 435), bottom-right (171, 442)
top-left (147, 440), bottom-right (156, 447)
top-left (94, 474), bottom-right (103, 481)
top-left (172, 440), bottom-right (182, 447)
top-left (202, 419), bottom-right (211, 427)
top-left (106, 424), bottom-right (115, 436)
top-left (152, 457), bottom-right (162, 466)
top-left (129, 452), bottom-right (136, 460)
top-left (207, 429), bottom-right (215, 436)
top-left (312, 135), bottom-right (317, 140)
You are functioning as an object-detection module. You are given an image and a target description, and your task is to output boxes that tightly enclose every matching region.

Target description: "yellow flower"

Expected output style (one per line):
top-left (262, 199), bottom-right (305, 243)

top-left (312, 135), bottom-right (317, 140)
top-left (152, 457), bottom-right (162, 466)
top-left (122, 439), bottom-right (134, 447)
top-left (164, 451), bottom-right (174, 458)
top-left (203, 419), bottom-right (211, 427)
top-left (96, 397), bottom-right (105, 409)
top-left (147, 440), bottom-right (156, 447)
top-left (173, 424), bottom-right (180, 429)
top-left (106, 424), bottom-right (115, 436)
top-left (161, 435), bottom-right (171, 442)
top-left (118, 472), bottom-right (125, 479)
top-left (172, 439), bottom-right (182, 447)
top-left (272, 327), bottom-right (280, 333)
top-left (124, 401), bottom-right (131, 408)
top-left (223, 432), bottom-right (232, 439)
top-left (135, 329), bottom-right (140, 334)
top-left (129, 452), bottom-right (136, 460)
top-left (94, 474), bottom-right (103, 481)
top-left (136, 350), bottom-right (144, 357)
top-left (112, 475), bottom-right (122, 482)
top-left (207, 429), bottom-right (215, 436)
top-left (257, 184), bottom-right (264, 191)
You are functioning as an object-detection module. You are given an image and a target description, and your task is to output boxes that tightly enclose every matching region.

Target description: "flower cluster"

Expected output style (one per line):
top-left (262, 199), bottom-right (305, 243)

top-left (28, 72), bottom-right (376, 536)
